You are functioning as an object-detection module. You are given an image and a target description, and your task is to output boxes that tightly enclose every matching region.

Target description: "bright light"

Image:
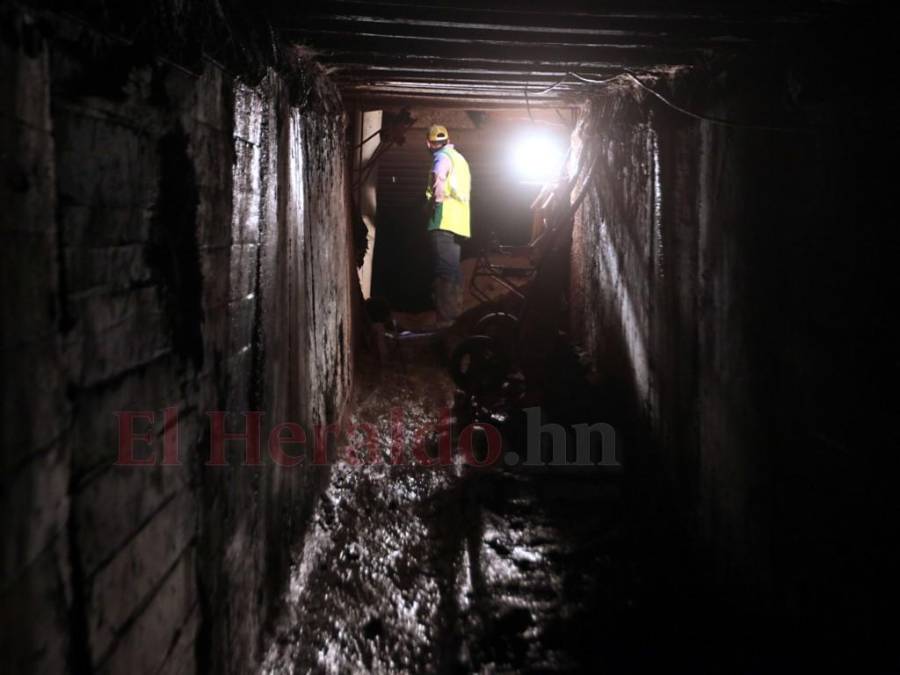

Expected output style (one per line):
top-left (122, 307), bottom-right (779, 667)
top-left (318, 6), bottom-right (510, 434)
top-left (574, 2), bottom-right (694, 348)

top-left (512, 132), bottom-right (566, 185)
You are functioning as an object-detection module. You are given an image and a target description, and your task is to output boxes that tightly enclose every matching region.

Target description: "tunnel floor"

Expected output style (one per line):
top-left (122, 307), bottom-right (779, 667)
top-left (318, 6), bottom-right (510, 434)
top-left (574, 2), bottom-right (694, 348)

top-left (259, 351), bottom-right (648, 674)
top-left (255, 341), bottom-right (852, 674)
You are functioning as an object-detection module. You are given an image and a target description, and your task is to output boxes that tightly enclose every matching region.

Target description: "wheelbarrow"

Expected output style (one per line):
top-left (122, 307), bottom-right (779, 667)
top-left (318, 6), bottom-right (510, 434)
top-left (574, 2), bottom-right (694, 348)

top-left (449, 150), bottom-right (602, 402)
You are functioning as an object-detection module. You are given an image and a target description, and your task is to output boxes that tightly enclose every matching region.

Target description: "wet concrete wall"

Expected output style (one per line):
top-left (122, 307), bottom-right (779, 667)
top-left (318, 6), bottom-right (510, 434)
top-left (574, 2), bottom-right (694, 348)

top-left (1, 6), bottom-right (354, 673)
top-left (569, 43), bottom-right (894, 643)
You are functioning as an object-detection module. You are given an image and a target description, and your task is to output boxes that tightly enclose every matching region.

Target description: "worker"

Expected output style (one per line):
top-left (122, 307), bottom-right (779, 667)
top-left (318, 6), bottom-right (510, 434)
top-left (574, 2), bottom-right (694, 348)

top-left (424, 124), bottom-right (471, 328)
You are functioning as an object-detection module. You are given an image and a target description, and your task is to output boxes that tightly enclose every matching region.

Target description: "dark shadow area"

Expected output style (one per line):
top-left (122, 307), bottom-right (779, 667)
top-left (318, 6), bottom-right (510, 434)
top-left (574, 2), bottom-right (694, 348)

top-left (421, 331), bottom-right (894, 673)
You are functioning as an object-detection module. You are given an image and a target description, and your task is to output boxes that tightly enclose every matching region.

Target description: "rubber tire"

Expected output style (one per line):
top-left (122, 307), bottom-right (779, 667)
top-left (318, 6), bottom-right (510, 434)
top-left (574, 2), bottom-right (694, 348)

top-left (473, 312), bottom-right (519, 352)
top-left (450, 335), bottom-right (510, 394)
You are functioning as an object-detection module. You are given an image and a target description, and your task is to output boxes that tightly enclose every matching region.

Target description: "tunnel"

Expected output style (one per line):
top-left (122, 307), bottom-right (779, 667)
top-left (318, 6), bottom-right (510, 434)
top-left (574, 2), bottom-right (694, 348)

top-left (1, 1), bottom-right (896, 673)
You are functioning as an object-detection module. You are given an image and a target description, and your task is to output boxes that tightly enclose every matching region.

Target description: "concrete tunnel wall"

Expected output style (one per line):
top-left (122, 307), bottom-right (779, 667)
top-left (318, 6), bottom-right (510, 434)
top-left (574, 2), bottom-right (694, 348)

top-left (1, 7), bottom-right (356, 674)
top-left (568, 45), bottom-right (895, 638)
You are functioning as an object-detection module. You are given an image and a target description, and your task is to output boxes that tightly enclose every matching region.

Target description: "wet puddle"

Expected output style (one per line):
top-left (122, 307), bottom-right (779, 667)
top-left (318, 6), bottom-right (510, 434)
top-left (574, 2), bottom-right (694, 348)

top-left (261, 360), bottom-right (630, 674)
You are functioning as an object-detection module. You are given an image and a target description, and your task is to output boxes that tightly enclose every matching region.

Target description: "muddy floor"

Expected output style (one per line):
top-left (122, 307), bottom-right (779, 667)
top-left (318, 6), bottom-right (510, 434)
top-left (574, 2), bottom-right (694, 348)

top-left (260, 344), bottom-right (834, 674)
top-left (257, 335), bottom-right (845, 674)
top-left (259, 342), bottom-right (662, 674)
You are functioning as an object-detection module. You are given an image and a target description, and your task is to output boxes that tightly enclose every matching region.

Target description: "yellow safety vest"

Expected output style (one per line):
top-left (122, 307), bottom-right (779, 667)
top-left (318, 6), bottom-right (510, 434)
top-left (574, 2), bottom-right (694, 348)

top-left (425, 146), bottom-right (471, 238)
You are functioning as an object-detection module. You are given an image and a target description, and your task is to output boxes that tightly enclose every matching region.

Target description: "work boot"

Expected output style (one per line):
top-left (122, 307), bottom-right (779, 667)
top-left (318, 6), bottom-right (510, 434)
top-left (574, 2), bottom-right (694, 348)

top-left (433, 278), bottom-right (456, 329)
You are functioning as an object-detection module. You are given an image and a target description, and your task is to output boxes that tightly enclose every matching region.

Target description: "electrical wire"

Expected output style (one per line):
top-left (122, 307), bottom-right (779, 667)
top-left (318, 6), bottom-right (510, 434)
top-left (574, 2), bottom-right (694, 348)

top-left (350, 115), bottom-right (417, 193)
top-left (526, 71), bottom-right (620, 97)
top-left (352, 140), bottom-right (389, 191)
top-left (523, 70), bottom-right (536, 124)
top-left (569, 70), bottom-right (812, 133)
top-left (521, 70), bottom-right (810, 133)
top-left (532, 76), bottom-right (570, 96)
top-left (351, 126), bottom-right (381, 150)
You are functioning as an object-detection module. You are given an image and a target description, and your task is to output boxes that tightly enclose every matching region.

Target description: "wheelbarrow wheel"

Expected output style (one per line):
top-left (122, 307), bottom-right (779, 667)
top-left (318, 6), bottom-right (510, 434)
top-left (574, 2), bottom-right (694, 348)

top-left (450, 335), bottom-right (510, 394)
top-left (473, 312), bottom-right (519, 353)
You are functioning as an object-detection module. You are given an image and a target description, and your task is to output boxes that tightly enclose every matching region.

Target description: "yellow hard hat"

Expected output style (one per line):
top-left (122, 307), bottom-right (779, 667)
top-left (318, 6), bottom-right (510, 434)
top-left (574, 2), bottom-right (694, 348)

top-left (426, 124), bottom-right (449, 142)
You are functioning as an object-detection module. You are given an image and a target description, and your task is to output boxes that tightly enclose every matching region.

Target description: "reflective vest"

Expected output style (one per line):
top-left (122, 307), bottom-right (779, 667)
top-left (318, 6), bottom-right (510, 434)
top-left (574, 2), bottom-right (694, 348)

top-left (425, 146), bottom-right (471, 238)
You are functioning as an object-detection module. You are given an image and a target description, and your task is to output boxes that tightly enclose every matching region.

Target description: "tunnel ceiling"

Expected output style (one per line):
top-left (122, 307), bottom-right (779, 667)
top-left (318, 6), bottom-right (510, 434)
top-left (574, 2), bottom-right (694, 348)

top-left (279, 0), bottom-right (846, 108)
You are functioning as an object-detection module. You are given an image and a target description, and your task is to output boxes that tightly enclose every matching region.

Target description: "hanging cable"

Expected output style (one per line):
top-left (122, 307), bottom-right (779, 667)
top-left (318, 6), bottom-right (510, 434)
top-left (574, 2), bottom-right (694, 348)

top-left (522, 70), bottom-right (811, 133)
top-left (525, 71), bottom-right (621, 97)
top-left (562, 72), bottom-right (623, 88)
top-left (531, 75), bottom-right (570, 96)
top-left (351, 139), bottom-right (390, 192)
top-left (523, 70), bottom-right (536, 124)
top-left (351, 126), bottom-right (381, 150)
top-left (350, 114), bottom-right (417, 193)
top-left (567, 70), bottom-right (812, 134)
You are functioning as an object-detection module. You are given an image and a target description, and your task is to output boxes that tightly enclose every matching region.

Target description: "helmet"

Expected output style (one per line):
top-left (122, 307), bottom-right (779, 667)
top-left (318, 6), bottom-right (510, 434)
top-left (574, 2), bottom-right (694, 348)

top-left (426, 124), bottom-right (449, 142)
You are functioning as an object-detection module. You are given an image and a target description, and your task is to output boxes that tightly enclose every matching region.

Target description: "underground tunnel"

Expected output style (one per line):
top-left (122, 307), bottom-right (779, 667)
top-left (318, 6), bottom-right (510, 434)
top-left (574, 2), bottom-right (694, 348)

top-left (1, 1), bottom-right (896, 673)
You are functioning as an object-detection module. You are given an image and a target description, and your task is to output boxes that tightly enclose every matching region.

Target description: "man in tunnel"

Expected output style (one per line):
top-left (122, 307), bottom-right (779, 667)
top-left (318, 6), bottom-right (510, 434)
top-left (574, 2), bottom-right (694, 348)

top-left (425, 124), bottom-right (471, 328)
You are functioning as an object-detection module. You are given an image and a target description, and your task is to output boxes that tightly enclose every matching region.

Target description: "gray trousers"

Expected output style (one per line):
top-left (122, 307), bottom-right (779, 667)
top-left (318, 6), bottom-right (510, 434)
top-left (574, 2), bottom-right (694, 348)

top-left (430, 229), bottom-right (462, 323)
